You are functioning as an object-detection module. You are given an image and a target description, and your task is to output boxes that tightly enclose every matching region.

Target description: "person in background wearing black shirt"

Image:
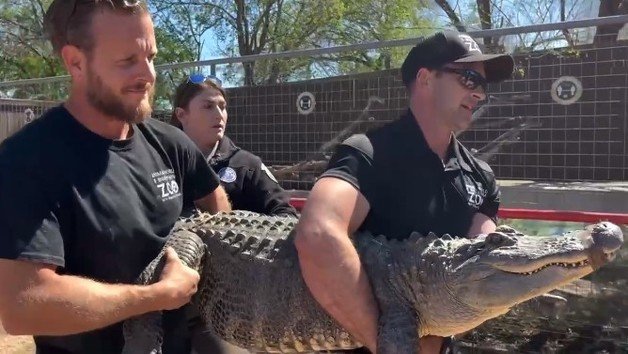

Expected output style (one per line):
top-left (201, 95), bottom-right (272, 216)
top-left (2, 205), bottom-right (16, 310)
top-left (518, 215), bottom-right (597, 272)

top-left (170, 75), bottom-right (297, 354)
top-left (171, 75), bottom-right (297, 218)
top-left (0, 1), bottom-right (231, 353)
top-left (294, 30), bottom-right (514, 354)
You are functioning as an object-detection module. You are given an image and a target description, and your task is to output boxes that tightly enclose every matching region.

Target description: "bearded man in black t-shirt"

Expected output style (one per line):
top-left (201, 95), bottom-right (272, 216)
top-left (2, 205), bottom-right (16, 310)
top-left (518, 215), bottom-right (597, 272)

top-left (0, 1), bottom-right (231, 353)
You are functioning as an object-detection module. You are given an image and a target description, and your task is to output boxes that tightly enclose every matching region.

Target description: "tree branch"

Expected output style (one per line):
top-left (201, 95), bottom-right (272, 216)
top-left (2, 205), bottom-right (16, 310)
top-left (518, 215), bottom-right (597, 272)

top-left (433, 0), bottom-right (466, 31)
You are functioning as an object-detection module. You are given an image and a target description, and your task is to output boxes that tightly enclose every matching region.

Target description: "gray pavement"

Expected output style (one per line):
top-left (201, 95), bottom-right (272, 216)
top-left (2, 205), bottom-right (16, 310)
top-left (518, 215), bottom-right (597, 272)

top-left (498, 180), bottom-right (628, 214)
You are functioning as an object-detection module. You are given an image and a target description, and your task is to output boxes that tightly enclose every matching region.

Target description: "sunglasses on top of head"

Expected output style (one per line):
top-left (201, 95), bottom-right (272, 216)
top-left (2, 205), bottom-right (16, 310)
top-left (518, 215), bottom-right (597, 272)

top-left (187, 73), bottom-right (223, 87)
top-left (66, 0), bottom-right (142, 20)
top-left (63, 0), bottom-right (142, 45)
top-left (439, 67), bottom-right (488, 92)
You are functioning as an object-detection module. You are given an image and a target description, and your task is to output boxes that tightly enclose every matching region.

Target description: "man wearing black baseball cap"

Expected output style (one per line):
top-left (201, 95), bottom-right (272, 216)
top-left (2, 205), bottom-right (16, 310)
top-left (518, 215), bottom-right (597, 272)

top-left (401, 30), bottom-right (514, 86)
top-left (295, 30), bottom-right (514, 354)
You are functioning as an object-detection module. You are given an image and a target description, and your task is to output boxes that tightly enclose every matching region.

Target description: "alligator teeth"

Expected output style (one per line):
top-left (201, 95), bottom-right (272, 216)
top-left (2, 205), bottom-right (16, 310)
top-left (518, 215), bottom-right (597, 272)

top-left (517, 259), bottom-right (589, 275)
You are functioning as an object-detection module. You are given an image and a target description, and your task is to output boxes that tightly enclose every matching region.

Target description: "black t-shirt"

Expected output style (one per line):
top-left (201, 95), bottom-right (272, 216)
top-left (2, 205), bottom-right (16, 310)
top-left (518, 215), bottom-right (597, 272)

top-left (0, 105), bottom-right (220, 353)
top-left (208, 136), bottom-right (297, 217)
top-left (321, 109), bottom-right (500, 240)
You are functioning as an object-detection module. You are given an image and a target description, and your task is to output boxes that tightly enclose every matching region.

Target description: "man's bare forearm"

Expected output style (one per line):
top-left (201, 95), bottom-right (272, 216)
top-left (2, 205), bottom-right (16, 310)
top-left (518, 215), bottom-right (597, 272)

top-left (195, 186), bottom-right (232, 213)
top-left (296, 228), bottom-right (379, 352)
top-left (466, 212), bottom-right (497, 238)
top-left (4, 273), bottom-right (159, 336)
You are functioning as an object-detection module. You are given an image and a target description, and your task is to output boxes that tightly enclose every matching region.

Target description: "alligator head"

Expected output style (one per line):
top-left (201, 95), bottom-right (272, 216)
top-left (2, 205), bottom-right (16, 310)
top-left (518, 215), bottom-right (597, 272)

top-left (358, 222), bottom-right (624, 339)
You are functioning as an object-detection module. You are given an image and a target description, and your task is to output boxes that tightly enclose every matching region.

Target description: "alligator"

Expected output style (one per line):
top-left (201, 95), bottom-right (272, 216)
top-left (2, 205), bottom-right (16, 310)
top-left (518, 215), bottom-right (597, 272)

top-left (121, 211), bottom-right (624, 354)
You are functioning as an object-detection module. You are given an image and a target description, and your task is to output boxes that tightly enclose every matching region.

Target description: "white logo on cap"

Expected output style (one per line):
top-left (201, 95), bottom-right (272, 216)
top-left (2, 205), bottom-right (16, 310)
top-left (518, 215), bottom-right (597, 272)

top-left (458, 34), bottom-right (482, 54)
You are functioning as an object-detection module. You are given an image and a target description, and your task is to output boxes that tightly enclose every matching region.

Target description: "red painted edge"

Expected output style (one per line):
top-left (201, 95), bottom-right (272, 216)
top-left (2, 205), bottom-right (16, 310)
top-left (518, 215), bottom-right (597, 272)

top-left (497, 208), bottom-right (628, 224)
top-left (288, 198), bottom-right (628, 225)
top-left (290, 197), bottom-right (307, 211)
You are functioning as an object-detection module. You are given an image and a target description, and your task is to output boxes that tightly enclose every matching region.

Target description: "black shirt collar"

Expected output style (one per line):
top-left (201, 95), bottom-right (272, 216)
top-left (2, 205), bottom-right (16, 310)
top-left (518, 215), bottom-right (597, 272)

top-left (59, 105), bottom-right (137, 151)
top-left (444, 135), bottom-right (473, 172)
top-left (209, 135), bottom-right (240, 164)
top-left (398, 109), bottom-right (431, 158)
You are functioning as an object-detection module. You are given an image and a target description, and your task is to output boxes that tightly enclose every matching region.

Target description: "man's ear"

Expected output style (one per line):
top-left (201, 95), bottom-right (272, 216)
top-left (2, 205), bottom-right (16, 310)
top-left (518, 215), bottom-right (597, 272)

top-left (60, 45), bottom-right (86, 79)
top-left (416, 67), bottom-right (431, 87)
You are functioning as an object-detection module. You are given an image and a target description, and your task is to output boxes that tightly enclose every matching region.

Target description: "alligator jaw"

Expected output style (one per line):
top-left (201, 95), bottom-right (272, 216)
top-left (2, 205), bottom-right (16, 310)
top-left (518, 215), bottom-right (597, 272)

top-left (497, 259), bottom-right (590, 275)
top-left (494, 250), bottom-right (616, 275)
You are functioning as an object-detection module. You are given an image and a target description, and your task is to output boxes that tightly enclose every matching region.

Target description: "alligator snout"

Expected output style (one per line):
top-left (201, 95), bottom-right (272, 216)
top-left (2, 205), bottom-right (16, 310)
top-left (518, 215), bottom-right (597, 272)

top-left (590, 222), bottom-right (624, 252)
top-left (585, 222), bottom-right (624, 269)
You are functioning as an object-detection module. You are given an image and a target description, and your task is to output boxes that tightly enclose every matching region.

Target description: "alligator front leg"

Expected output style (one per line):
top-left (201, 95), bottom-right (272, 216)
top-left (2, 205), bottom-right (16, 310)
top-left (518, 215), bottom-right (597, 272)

top-left (122, 311), bottom-right (164, 354)
top-left (122, 228), bottom-right (207, 354)
top-left (355, 233), bottom-right (422, 354)
top-left (377, 304), bottom-right (419, 354)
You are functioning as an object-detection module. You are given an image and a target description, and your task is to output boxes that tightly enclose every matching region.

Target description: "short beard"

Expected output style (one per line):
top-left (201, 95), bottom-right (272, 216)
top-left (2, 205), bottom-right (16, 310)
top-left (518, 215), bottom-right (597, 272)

top-left (86, 66), bottom-right (154, 124)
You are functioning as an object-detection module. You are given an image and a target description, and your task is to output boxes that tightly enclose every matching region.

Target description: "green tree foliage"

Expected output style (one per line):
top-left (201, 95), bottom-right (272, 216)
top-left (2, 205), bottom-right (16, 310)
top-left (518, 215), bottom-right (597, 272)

top-left (0, 0), bottom-right (69, 100)
top-left (0, 0), bottom-right (201, 101)
top-left (150, 1), bottom-right (215, 61)
top-left (0, 0), bottom-right (63, 82)
top-left (1, 0), bottom-right (436, 92)
top-left (155, 0), bottom-right (435, 85)
top-left (328, 0), bottom-right (435, 76)
top-left (152, 26), bottom-right (199, 110)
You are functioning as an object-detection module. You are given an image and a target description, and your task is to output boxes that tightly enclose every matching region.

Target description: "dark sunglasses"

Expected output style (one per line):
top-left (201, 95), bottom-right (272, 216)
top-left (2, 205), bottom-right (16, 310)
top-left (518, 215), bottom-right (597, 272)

top-left (439, 67), bottom-right (488, 92)
top-left (188, 73), bottom-right (223, 87)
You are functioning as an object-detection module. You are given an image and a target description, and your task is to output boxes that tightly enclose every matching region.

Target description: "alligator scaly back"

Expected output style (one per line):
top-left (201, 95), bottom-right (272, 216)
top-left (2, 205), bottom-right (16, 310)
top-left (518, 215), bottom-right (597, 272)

top-left (176, 211), bottom-right (361, 353)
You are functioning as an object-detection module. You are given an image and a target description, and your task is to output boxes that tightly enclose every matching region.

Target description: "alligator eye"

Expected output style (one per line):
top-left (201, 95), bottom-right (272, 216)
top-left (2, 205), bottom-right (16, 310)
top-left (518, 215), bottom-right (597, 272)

top-left (495, 225), bottom-right (515, 234)
top-left (486, 232), bottom-right (505, 244)
top-left (485, 232), bottom-right (517, 247)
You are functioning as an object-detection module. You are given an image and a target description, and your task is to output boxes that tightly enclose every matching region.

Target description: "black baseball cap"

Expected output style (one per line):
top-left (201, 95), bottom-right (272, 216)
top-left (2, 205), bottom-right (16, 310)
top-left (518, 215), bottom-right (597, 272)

top-left (401, 30), bottom-right (514, 86)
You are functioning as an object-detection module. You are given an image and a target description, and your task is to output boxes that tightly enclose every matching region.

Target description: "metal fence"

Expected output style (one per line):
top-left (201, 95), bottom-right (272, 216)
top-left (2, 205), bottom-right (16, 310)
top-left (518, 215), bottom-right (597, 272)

top-left (0, 98), bottom-right (58, 142)
top-left (1, 16), bottom-right (627, 191)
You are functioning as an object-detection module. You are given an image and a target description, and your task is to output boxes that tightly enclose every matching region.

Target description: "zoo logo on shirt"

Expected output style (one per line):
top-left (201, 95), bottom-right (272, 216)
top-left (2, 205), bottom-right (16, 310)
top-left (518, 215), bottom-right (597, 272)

top-left (151, 169), bottom-right (181, 202)
top-left (463, 175), bottom-right (487, 208)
